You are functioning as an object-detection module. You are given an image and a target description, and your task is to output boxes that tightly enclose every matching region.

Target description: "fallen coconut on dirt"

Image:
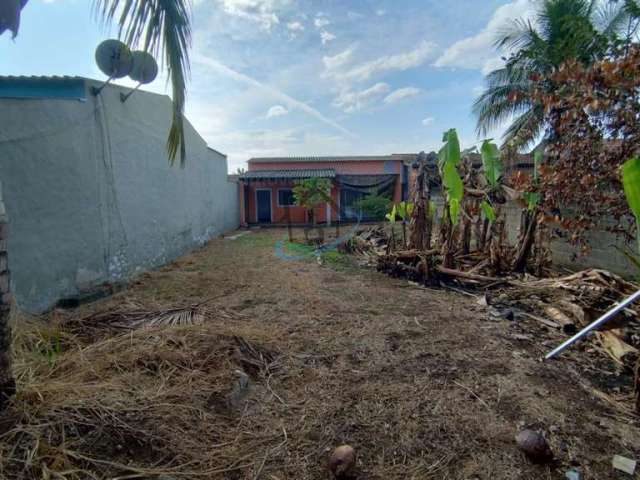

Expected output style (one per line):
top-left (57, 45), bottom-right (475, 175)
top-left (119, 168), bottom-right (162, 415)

top-left (329, 445), bottom-right (356, 479)
top-left (515, 429), bottom-right (554, 464)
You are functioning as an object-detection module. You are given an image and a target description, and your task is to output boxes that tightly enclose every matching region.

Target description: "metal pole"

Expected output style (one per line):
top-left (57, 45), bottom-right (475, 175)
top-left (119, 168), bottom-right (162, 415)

top-left (545, 289), bottom-right (640, 360)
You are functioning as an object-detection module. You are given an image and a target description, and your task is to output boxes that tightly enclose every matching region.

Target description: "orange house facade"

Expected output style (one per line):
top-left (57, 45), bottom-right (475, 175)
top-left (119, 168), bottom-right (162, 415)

top-left (238, 155), bottom-right (415, 226)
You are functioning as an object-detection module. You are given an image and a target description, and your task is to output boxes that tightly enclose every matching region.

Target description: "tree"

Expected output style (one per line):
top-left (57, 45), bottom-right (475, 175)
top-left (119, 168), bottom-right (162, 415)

top-left (521, 43), bottom-right (640, 251)
top-left (473, 0), bottom-right (632, 148)
top-left (293, 178), bottom-right (332, 226)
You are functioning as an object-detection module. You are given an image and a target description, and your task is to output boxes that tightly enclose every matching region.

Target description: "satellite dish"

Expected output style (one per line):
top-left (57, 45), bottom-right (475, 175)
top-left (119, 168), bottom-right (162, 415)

top-left (129, 51), bottom-right (158, 84)
top-left (120, 51), bottom-right (160, 102)
top-left (95, 39), bottom-right (133, 79)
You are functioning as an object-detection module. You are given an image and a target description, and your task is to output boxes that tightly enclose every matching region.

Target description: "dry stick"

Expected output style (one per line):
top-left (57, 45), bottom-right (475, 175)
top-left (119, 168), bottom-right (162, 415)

top-left (452, 380), bottom-right (492, 412)
top-left (266, 373), bottom-right (287, 406)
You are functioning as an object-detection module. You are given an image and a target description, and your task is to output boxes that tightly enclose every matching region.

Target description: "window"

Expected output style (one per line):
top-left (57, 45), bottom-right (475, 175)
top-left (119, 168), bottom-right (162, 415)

top-left (278, 189), bottom-right (295, 206)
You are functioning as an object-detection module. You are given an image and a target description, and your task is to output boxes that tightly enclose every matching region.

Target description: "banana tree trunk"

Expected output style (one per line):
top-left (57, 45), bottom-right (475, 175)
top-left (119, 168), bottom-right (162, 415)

top-left (513, 209), bottom-right (538, 272)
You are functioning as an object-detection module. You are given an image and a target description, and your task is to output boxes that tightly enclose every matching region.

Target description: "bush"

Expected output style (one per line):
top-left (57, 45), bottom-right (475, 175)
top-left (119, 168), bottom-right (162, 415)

top-left (356, 195), bottom-right (392, 220)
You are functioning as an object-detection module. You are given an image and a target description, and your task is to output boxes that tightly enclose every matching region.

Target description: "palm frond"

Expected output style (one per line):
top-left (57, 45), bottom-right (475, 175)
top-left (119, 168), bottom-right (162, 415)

top-left (501, 107), bottom-right (545, 149)
top-left (94, 0), bottom-right (192, 166)
top-left (473, 64), bottom-right (534, 137)
top-left (0, 0), bottom-right (28, 38)
top-left (594, 0), bottom-right (630, 36)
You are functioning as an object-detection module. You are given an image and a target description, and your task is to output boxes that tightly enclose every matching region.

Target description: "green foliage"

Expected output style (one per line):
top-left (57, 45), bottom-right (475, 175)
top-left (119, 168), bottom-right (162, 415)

top-left (622, 157), bottom-right (640, 253)
top-left (622, 157), bottom-right (640, 221)
top-left (385, 204), bottom-right (397, 223)
top-left (439, 129), bottom-right (464, 226)
top-left (480, 200), bottom-right (497, 222)
top-left (395, 201), bottom-right (414, 221)
top-left (356, 195), bottom-right (392, 220)
top-left (293, 178), bottom-right (332, 210)
top-left (480, 140), bottom-right (503, 188)
top-left (522, 149), bottom-right (542, 211)
top-left (438, 129), bottom-right (461, 168)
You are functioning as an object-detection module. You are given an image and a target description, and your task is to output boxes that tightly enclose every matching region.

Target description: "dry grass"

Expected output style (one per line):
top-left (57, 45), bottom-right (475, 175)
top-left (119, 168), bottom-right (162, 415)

top-left (0, 228), bottom-right (639, 479)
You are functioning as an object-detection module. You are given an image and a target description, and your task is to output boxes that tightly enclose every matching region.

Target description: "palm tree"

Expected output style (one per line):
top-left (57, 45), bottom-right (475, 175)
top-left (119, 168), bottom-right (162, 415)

top-left (473, 0), bottom-right (631, 148)
top-left (0, 0), bottom-right (192, 410)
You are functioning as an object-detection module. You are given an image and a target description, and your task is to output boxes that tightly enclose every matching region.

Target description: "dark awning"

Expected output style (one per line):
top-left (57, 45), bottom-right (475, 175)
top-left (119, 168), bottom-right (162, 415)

top-left (335, 174), bottom-right (397, 196)
top-left (240, 169), bottom-right (336, 181)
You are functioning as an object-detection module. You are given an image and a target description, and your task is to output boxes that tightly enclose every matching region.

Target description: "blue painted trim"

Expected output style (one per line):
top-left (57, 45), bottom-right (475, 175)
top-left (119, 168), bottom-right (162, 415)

top-left (0, 78), bottom-right (86, 100)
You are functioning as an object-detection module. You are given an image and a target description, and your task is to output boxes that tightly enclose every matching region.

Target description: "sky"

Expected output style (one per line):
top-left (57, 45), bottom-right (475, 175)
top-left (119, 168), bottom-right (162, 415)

top-left (0, 0), bottom-right (537, 172)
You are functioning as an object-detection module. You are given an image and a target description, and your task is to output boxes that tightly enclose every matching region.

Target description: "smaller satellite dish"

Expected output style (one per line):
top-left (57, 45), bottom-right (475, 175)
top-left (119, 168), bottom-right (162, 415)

top-left (129, 51), bottom-right (159, 85)
top-left (95, 39), bottom-right (133, 79)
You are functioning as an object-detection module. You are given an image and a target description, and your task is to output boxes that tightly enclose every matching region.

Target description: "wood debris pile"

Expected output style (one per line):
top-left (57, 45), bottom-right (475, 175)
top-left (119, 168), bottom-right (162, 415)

top-left (339, 226), bottom-right (389, 264)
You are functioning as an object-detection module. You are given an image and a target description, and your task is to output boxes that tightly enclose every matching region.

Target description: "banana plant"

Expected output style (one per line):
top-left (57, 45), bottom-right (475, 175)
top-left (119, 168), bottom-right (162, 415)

top-left (479, 139), bottom-right (503, 223)
top-left (395, 201), bottom-right (414, 247)
top-left (480, 139), bottom-right (502, 190)
top-left (385, 204), bottom-right (397, 251)
top-left (623, 157), bottom-right (640, 254)
top-left (385, 204), bottom-right (397, 224)
top-left (438, 129), bottom-right (464, 226)
top-left (522, 149), bottom-right (542, 211)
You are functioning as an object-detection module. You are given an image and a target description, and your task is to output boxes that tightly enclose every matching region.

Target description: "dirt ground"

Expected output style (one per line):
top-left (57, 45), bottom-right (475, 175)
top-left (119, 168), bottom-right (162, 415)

top-left (2, 227), bottom-right (639, 479)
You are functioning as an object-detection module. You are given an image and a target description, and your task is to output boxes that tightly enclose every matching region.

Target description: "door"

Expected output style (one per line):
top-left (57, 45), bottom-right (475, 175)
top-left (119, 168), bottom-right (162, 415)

top-left (256, 189), bottom-right (272, 223)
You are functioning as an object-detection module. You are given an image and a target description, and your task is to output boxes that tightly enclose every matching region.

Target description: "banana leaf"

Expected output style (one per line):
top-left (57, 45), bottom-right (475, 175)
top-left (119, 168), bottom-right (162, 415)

top-left (481, 140), bottom-right (502, 188)
top-left (623, 157), bottom-right (640, 253)
top-left (623, 157), bottom-right (640, 221)
top-left (385, 204), bottom-right (397, 223)
top-left (480, 200), bottom-right (497, 222)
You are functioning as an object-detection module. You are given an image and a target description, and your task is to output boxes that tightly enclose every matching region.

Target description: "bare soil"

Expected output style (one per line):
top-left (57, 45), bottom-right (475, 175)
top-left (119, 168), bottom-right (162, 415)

top-left (2, 228), bottom-right (639, 479)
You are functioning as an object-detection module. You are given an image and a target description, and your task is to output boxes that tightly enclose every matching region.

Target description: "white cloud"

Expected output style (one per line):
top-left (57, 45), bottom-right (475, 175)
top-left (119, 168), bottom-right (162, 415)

top-left (328, 41), bottom-right (437, 82)
top-left (323, 47), bottom-right (355, 71)
top-left (193, 53), bottom-right (355, 138)
top-left (433, 0), bottom-right (537, 73)
top-left (216, 0), bottom-right (292, 31)
top-left (383, 87), bottom-right (422, 105)
top-left (333, 82), bottom-right (390, 113)
top-left (266, 105), bottom-right (289, 118)
top-left (376, 9), bottom-right (386, 16)
top-left (287, 21), bottom-right (304, 32)
top-left (314, 16), bottom-right (330, 29)
top-left (320, 30), bottom-right (336, 44)
top-left (422, 116), bottom-right (435, 126)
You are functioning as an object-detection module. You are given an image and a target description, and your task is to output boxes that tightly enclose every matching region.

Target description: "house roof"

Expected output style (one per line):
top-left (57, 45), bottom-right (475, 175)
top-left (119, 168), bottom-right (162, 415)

top-left (248, 155), bottom-right (411, 164)
top-left (240, 169), bottom-right (336, 180)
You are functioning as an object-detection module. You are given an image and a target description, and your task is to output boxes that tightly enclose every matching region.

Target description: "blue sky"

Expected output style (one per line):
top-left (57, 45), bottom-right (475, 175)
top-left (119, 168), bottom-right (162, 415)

top-left (1, 0), bottom-right (536, 172)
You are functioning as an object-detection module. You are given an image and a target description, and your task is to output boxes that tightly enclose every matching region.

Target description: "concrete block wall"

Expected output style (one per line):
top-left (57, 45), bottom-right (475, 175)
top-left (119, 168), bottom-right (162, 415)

top-left (0, 79), bottom-right (239, 313)
top-left (0, 180), bottom-right (14, 407)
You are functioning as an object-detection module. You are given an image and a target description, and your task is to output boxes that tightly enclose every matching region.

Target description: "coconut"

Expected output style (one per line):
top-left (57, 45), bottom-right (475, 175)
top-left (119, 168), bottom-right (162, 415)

top-left (515, 429), bottom-right (554, 463)
top-left (328, 444), bottom-right (356, 478)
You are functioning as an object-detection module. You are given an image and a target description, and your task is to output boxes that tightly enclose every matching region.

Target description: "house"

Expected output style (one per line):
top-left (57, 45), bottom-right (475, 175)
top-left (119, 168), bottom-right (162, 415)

top-left (238, 155), bottom-right (416, 226)
top-left (0, 76), bottom-right (238, 312)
